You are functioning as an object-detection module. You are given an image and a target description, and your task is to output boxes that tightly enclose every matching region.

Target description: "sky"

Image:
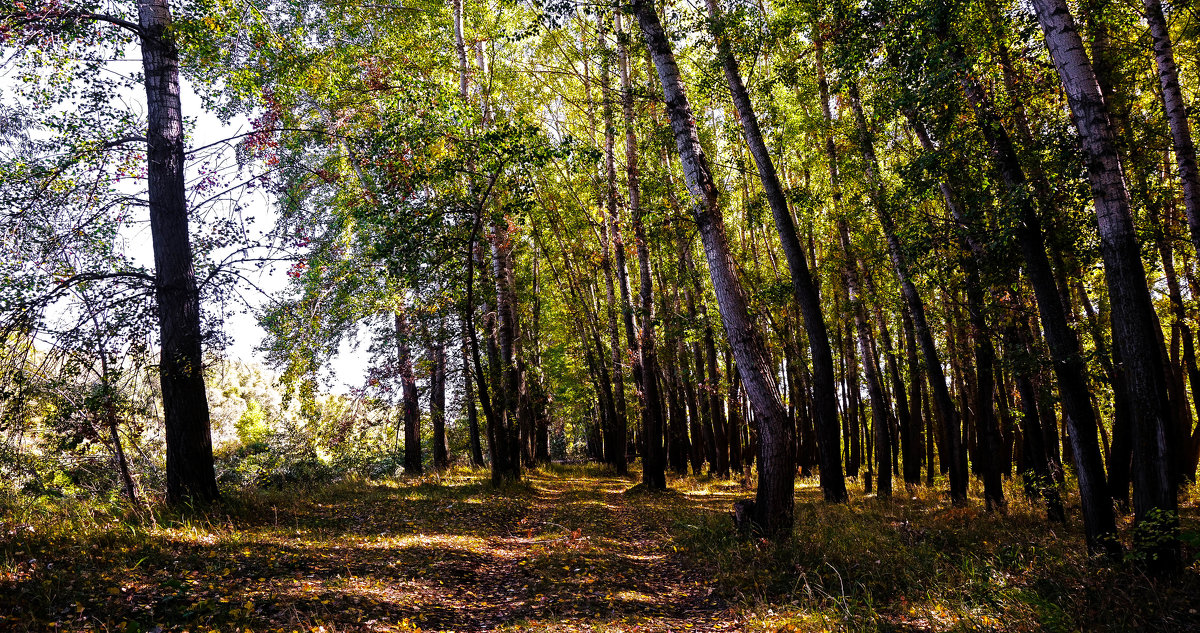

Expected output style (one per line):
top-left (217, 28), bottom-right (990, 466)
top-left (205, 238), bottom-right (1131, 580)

top-left (178, 81), bottom-right (371, 393)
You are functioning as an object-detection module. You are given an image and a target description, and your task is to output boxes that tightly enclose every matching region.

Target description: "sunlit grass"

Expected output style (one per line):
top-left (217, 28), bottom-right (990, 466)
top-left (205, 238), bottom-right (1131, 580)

top-left (2, 462), bottom-right (1197, 631)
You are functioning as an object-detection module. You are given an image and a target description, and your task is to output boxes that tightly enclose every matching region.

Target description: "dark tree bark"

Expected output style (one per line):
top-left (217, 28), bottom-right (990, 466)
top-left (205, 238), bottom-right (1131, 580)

top-left (842, 316), bottom-right (862, 479)
top-left (139, 0), bottom-right (218, 505)
top-left (634, 0), bottom-right (795, 535)
top-left (464, 220), bottom-right (498, 475)
top-left (396, 312), bottom-right (422, 475)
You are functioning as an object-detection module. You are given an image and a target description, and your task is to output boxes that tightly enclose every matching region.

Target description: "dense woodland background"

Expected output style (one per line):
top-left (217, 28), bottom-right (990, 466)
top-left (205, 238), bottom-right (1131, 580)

top-left (3, 0), bottom-right (1200, 627)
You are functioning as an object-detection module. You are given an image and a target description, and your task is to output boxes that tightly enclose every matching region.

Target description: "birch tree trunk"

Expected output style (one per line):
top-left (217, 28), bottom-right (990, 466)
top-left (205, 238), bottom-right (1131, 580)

top-left (633, 0), bottom-right (795, 535)
top-left (1030, 0), bottom-right (1176, 566)
top-left (705, 0), bottom-right (845, 502)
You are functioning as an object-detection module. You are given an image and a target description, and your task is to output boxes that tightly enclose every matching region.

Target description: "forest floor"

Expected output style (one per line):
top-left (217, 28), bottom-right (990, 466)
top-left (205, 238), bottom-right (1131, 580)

top-left (1, 463), bottom-right (1199, 632)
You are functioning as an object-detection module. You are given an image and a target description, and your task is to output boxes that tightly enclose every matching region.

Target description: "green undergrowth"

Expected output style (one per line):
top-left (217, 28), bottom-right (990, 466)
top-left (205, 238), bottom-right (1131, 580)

top-left (1, 464), bottom-right (1198, 632)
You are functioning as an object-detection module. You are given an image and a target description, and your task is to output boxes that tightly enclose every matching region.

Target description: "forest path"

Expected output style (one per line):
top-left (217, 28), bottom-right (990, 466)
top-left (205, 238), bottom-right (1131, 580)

top-left (1, 463), bottom-right (744, 632)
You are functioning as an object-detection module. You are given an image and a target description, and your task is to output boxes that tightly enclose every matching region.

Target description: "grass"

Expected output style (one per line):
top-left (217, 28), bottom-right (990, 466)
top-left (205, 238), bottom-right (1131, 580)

top-left (1, 464), bottom-right (1197, 632)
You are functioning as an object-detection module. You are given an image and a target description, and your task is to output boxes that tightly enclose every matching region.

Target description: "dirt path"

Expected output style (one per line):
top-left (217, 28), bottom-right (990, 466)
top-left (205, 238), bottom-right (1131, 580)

top-left (2, 465), bottom-right (737, 632)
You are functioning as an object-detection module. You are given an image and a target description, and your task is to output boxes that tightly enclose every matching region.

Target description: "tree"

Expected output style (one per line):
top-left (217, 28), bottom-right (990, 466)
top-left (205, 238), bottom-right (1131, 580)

top-left (632, 0), bottom-right (795, 536)
top-left (2, 0), bottom-right (219, 504)
top-left (1030, 0), bottom-right (1178, 568)
top-left (707, 0), bottom-right (846, 502)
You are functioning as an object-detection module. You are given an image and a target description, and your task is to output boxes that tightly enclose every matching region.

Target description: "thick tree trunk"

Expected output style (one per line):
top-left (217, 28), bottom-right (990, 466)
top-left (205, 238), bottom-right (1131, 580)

top-left (396, 312), bottom-right (422, 475)
top-left (139, 0), bottom-right (218, 505)
top-left (1030, 0), bottom-right (1176, 565)
top-left (634, 0), bottom-right (794, 535)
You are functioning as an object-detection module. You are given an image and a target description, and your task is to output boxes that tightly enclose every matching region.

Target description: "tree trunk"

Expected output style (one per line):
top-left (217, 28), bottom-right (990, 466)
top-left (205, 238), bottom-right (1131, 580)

top-left (139, 0), bottom-right (218, 505)
top-left (680, 333), bottom-right (704, 475)
top-left (634, 0), bottom-right (794, 535)
top-left (464, 222), bottom-right (498, 475)
top-left (617, 12), bottom-right (666, 488)
top-left (706, 0), bottom-right (845, 502)
top-left (396, 312), bottom-right (422, 475)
